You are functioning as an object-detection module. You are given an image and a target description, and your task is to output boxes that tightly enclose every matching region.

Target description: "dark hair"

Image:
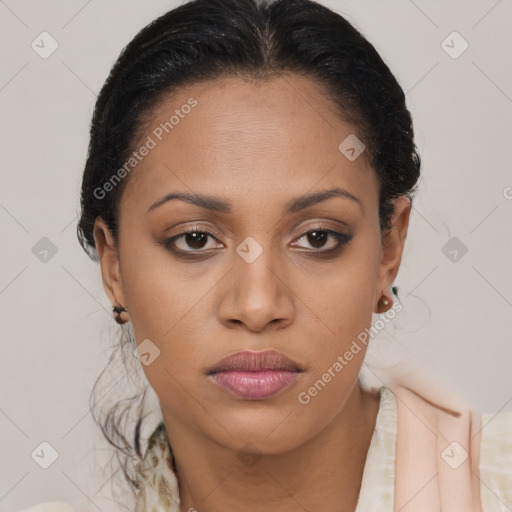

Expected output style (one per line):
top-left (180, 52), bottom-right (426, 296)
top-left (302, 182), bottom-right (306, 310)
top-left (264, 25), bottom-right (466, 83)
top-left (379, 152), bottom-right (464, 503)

top-left (77, 0), bottom-right (421, 500)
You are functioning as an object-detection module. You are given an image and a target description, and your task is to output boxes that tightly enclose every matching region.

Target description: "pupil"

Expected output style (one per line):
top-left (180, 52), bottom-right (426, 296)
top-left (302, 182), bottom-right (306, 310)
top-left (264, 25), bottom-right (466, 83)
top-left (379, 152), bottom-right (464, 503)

top-left (308, 230), bottom-right (327, 248)
top-left (187, 232), bottom-right (207, 249)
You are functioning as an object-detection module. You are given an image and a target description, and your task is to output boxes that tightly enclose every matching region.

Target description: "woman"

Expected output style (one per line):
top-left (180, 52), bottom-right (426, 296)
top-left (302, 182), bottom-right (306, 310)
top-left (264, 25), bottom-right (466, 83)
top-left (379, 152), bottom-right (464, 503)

top-left (26, 0), bottom-right (511, 510)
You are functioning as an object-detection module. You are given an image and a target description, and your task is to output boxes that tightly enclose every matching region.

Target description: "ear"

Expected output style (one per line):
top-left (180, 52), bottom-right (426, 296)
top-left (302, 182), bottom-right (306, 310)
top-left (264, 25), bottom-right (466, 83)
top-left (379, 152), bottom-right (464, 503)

top-left (374, 196), bottom-right (411, 313)
top-left (93, 217), bottom-right (127, 310)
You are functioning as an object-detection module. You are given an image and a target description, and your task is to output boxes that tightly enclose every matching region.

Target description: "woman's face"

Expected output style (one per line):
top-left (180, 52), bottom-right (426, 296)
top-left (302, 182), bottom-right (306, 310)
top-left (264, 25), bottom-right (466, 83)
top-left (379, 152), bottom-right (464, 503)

top-left (95, 73), bottom-right (410, 454)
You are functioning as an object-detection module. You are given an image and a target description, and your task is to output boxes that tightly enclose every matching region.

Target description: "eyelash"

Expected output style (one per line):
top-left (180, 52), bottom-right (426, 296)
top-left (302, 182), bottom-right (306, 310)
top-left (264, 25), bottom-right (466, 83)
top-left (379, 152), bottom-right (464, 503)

top-left (162, 225), bottom-right (353, 259)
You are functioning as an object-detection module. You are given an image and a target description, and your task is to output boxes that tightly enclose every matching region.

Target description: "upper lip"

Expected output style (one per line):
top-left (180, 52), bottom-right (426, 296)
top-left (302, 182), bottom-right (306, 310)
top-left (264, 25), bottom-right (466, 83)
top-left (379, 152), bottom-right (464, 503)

top-left (208, 350), bottom-right (304, 374)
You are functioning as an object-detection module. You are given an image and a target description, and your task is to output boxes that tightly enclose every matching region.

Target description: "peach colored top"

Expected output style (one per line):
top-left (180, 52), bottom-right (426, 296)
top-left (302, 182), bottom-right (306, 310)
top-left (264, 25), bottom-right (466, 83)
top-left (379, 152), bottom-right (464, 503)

top-left (355, 386), bottom-right (512, 511)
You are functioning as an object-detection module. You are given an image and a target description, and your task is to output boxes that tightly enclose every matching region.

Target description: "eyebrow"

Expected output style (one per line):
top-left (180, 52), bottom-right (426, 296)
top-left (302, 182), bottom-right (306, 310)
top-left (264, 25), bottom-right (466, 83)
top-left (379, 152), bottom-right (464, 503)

top-left (147, 187), bottom-right (362, 214)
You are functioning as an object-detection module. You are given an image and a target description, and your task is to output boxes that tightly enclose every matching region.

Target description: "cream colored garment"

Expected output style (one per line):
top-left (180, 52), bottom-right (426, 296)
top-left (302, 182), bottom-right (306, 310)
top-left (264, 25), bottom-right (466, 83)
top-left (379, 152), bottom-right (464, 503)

top-left (479, 409), bottom-right (512, 510)
top-left (354, 386), bottom-right (397, 511)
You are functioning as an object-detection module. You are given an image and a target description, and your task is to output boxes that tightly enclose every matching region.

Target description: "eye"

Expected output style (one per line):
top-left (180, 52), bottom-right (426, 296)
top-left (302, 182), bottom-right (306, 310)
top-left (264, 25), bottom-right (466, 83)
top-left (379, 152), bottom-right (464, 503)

top-left (163, 228), bottom-right (223, 255)
top-left (291, 228), bottom-right (353, 252)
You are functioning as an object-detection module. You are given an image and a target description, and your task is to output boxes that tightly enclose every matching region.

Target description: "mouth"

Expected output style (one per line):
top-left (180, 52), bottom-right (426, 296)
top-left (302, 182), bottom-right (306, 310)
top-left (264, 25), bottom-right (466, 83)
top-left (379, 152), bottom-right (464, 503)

top-left (207, 350), bottom-right (304, 400)
top-left (207, 349), bottom-right (304, 374)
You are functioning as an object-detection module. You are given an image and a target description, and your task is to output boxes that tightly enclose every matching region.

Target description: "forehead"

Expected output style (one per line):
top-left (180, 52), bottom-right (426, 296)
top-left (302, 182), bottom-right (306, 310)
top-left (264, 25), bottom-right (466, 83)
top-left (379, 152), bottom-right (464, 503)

top-left (120, 74), bottom-right (378, 215)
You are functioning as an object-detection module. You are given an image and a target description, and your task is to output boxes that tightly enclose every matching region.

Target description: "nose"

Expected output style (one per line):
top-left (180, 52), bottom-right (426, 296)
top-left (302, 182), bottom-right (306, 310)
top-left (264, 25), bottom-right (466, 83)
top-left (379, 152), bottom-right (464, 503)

top-left (218, 250), bottom-right (295, 332)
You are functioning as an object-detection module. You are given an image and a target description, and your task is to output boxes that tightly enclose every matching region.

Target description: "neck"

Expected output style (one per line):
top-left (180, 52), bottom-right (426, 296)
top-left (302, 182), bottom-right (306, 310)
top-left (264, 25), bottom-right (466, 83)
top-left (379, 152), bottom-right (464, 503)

top-left (162, 381), bottom-right (380, 512)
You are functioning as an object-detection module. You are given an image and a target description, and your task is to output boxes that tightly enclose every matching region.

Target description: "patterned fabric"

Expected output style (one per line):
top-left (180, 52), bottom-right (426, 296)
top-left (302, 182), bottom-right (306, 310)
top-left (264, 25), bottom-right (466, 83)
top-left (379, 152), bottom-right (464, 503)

top-left (479, 409), bottom-right (512, 510)
top-left (135, 422), bottom-right (181, 512)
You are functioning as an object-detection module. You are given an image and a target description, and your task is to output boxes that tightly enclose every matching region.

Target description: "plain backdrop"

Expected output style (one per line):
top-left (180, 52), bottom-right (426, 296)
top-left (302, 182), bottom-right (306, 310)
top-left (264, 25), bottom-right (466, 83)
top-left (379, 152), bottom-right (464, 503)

top-left (1, 0), bottom-right (511, 510)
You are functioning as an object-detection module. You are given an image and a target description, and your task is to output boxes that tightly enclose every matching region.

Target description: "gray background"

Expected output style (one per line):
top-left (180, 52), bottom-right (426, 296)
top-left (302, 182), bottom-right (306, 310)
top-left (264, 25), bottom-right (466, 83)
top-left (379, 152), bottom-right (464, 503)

top-left (1, 0), bottom-right (511, 510)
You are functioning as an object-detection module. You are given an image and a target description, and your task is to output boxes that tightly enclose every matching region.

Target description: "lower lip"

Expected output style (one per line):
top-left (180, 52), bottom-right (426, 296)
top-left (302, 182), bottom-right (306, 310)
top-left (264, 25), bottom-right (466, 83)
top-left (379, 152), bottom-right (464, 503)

top-left (209, 370), bottom-right (300, 400)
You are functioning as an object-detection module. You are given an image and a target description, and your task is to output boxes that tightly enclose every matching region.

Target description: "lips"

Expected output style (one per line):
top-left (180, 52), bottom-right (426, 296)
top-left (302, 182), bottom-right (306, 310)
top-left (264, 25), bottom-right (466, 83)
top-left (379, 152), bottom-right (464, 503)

top-left (207, 349), bottom-right (303, 374)
top-left (207, 350), bottom-right (304, 400)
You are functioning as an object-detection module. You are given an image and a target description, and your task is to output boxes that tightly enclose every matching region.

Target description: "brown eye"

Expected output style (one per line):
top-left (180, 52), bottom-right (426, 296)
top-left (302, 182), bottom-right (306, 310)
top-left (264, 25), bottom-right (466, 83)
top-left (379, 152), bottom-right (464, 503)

top-left (164, 229), bottom-right (223, 254)
top-left (293, 229), bottom-right (352, 251)
top-left (306, 230), bottom-right (328, 249)
top-left (181, 232), bottom-right (209, 250)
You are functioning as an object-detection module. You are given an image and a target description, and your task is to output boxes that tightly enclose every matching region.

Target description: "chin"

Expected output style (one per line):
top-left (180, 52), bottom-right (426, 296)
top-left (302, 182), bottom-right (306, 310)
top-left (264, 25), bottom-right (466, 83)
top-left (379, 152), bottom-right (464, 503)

top-left (206, 406), bottom-right (314, 454)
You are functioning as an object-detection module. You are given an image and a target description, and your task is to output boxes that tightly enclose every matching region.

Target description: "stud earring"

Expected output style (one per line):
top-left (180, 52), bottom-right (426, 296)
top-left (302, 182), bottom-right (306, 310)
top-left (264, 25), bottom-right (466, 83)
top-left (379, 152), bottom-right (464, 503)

top-left (377, 285), bottom-right (399, 313)
top-left (112, 304), bottom-right (129, 324)
top-left (377, 293), bottom-right (392, 312)
top-left (379, 296), bottom-right (390, 307)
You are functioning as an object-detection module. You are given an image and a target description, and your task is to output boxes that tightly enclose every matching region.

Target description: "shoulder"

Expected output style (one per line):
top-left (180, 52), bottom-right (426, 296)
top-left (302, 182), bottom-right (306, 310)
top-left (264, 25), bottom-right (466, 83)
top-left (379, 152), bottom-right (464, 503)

top-left (382, 372), bottom-right (506, 510)
top-left (479, 410), bottom-right (512, 510)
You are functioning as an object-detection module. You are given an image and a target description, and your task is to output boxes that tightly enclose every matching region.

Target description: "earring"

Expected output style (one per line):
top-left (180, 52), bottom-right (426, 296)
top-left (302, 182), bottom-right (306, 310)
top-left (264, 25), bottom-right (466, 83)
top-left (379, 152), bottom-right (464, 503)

top-left (377, 293), bottom-right (392, 312)
top-left (379, 296), bottom-right (390, 306)
top-left (112, 304), bottom-right (129, 324)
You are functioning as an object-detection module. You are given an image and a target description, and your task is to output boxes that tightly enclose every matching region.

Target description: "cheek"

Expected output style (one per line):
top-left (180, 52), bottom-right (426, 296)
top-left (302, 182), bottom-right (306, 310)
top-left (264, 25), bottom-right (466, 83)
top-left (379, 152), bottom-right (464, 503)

top-left (119, 227), bottom-right (203, 338)
top-left (300, 235), bottom-right (380, 336)
top-left (293, 238), bottom-right (381, 392)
